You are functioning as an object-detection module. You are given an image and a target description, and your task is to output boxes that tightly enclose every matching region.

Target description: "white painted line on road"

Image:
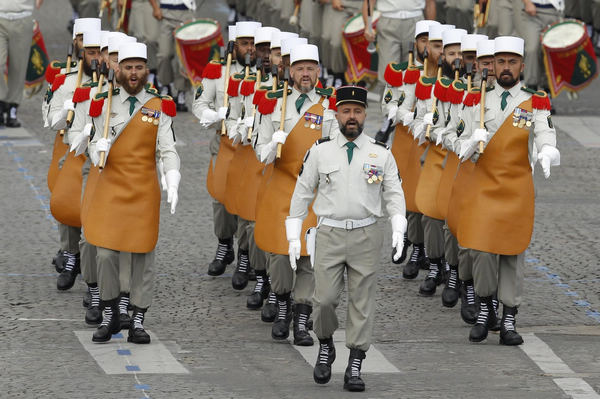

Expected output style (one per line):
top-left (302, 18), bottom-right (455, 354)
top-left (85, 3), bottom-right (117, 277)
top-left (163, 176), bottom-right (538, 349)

top-left (19, 318), bottom-right (81, 321)
top-left (291, 330), bottom-right (400, 374)
top-left (74, 330), bottom-right (189, 375)
top-left (520, 333), bottom-right (600, 399)
top-left (553, 116), bottom-right (600, 148)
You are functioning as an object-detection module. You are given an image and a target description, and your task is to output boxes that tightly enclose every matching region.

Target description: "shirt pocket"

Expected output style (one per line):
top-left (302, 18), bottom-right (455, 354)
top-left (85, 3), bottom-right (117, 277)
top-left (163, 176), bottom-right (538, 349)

top-left (317, 163), bottom-right (340, 190)
top-left (362, 162), bottom-right (385, 201)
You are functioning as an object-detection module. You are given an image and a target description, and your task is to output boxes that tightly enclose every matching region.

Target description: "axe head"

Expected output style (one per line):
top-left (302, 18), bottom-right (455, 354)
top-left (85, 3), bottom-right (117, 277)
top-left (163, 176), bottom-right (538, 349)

top-left (466, 62), bottom-right (473, 76)
top-left (226, 41), bottom-right (235, 54)
top-left (245, 53), bottom-right (251, 67)
top-left (271, 64), bottom-right (278, 77)
top-left (256, 57), bottom-right (263, 71)
top-left (107, 68), bottom-right (115, 83)
top-left (100, 61), bottom-right (108, 76)
top-left (482, 68), bottom-right (488, 82)
top-left (284, 68), bottom-right (290, 82)
top-left (67, 43), bottom-right (74, 57)
top-left (408, 41), bottom-right (414, 54)
top-left (91, 59), bottom-right (98, 72)
top-left (453, 58), bottom-right (460, 70)
top-left (423, 48), bottom-right (428, 59)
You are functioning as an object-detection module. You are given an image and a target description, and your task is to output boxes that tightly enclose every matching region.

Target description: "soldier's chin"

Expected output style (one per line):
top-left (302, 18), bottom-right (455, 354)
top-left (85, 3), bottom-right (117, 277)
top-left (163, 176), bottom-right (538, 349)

top-left (498, 74), bottom-right (517, 88)
top-left (122, 79), bottom-right (145, 94)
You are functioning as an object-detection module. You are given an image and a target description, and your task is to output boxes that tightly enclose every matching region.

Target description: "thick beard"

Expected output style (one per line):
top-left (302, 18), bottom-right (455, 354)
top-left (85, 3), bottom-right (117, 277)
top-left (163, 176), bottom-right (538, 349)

top-left (417, 50), bottom-right (425, 63)
top-left (236, 53), bottom-right (256, 67)
top-left (119, 71), bottom-right (148, 95)
top-left (497, 72), bottom-right (518, 89)
top-left (441, 60), bottom-right (454, 79)
top-left (340, 120), bottom-right (364, 139)
top-left (83, 61), bottom-right (94, 79)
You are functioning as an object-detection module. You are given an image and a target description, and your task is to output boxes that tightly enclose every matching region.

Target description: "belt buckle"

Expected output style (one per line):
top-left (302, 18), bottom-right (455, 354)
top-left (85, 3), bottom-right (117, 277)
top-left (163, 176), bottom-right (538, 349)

top-left (345, 220), bottom-right (353, 230)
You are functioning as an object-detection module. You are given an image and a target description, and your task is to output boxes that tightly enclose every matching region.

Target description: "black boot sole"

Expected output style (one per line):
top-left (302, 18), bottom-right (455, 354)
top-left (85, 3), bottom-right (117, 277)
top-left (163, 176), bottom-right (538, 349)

top-left (293, 336), bottom-right (314, 346)
top-left (499, 336), bottom-right (523, 346)
top-left (343, 382), bottom-right (366, 392)
top-left (127, 336), bottom-right (151, 344)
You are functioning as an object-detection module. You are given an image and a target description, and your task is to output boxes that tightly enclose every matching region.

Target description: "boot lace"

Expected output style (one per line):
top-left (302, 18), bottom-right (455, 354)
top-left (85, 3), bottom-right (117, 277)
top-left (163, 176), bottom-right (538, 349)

top-left (133, 312), bottom-right (145, 330)
top-left (318, 343), bottom-right (330, 364)
top-left (100, 307), bottom-right (112, 327)
top-left (447, 268), bottom-right (458, 289)
top-left (277, 299), bottom-right (288, 320)
top-left (297, 312), bottom-right (308, 332)
top-left (503, 314), bottom-right (516, 331)
top-left (63, 252), bottom-right (76, 272)
top-left (236, 253), bottom-right (249, 273)
top-left (426, 261), bottom-right (439, 279)
top-left (215, 242), bottom-right (230, 261)
top-left (409, 244), bottom-right (420, 262)
top-left (466, 283), bottom-right (476, 305)
top-left (253, 275), bottom-right (264, 293)
top-left (119, 295), bottom-right (129, 314)
top-left (350, 358), bottom-right (362, 378)
top-left (476, 301), bottom-right (489, 325)
top-left (89, 286), bottom-right (100, 308)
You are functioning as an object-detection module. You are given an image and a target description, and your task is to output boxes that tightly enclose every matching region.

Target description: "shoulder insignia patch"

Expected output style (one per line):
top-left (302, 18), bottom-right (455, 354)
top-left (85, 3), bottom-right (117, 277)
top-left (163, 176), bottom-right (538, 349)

top-left (384, 89), bottom-right (393, 104)
top-left (195, 83), bottom-right (204, 100)
top-left (547, 115), bottom-right (553, 129)
top-left (457, 119), bottom-right (465, 136)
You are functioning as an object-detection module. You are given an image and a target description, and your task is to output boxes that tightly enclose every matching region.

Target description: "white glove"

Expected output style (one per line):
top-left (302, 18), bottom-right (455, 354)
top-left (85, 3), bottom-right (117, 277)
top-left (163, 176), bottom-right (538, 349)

top-left (229, 118), bottom-right (243, 144)
top-left (90, 137), bottom-right (111, 166)
top-left (402, 112), bottom-right (414, 127)
top-left (64, 99), bottom-right (75, 112)
top-left (412, 121), bottom-right (424, 139)
top-left (435, 127), bottom-right (447, 146)
top-left (50, 101), bottom-right (73, 130)
top-left (259, 141), bottom-right (277, 164)
top-left (387, 105), bottom-right (398, 124)
top-left (70, 123), bottom-right (92, 156)
top-left (285, 218), bottom-right (303, 271)
top-left (217, 106), bottom-right (228, 121)
top-left (423, 112), bottom-right (434, 126)
top-left (165, 169), bottom-right (181, 214)
top-left (537, 145), bottom-right (560, 179)
top-left (244, 116), bottom-right (254, 128)
top-left (458, 139), bottom-right (476, 162)
top-left (158, 159), bottom-right (168, 191)
top-left (199, 109), bottom-right (218, 127)
top-left (272, 129), bottom-right (288, 145)
top-left (391, 214), bottom-right (408, 262)
top-left (471, 128), bottom-right (488, 144)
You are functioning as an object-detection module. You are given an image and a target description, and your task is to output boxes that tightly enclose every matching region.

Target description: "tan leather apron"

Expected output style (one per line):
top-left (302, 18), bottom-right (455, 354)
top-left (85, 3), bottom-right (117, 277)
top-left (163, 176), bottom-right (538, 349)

top-left (207, 135), bottom-right (236, 203)
top-left (84, 97), bottom-right (162, 253)
top-left (232, 145), bottom-right (267, 222)
top-left (47, 133), bottom-right (70, 192)
top-left (402, 139), bottom-right (428, 213)
top-left (390, 124), bottom-right (414, 179)
top-left (81, 165), bottom-right (99, 226)
top-left (436, 152), bottom-right (460, 220)
top-left (50, 152), bottom-right (86, 227)
top-left (254, 100), bottom-right (323, 255)
top-left (446, 160), bottom-right (476, 237)
top-left (415, 143), bottom-right (447, 220)
top-left (457, 99), bottom-right (535, 255)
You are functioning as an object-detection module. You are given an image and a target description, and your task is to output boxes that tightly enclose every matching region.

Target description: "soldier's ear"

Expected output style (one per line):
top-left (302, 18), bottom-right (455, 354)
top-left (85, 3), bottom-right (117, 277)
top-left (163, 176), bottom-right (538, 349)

top-left (520, 62), bottom-right (525, 73)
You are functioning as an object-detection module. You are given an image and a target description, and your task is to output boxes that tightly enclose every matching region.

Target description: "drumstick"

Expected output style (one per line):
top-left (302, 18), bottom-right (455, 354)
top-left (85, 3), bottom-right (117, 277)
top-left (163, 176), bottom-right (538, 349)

top-left (408, 41), bottom-right (414, 67)
top-left (466, 62), bottom-right (473, 92)
top-left (289, 3), bottom-right (300, 26)
top-left (99, 69), bottom-right (115, 170)
top-left (60, 49), bottom-right (84, 136)
top-left (425, 57), bottom-right (442, 140)
top-left (247, 57), bottom-right (262, 141)
top-left (221, 40), bottom-right (235, 136)
top-left (478, 68), bottom-right (488, 154)
top-left (366, 0), bottom-right (376, 54)
top-left (276, 68), bottom-right (290, 159)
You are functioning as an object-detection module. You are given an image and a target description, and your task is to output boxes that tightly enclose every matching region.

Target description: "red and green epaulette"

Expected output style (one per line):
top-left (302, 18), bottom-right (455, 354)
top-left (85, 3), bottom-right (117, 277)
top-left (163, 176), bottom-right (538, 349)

top-left (89, 88), bottom-right (120, 117)
top-left (522, 87), bottom-right (552, 110)
top-left (240, 75), bottom-right (257, 97)
top-left (252, 85), bottom-right (271, 105)
top-left (72, 79), bottom-right (102, 103)
top-left (415, 76), bottom-right (436, 100)
top-left (403, 65), bottom-right (423, 85)
top-left (447, 80), bottom-right (466, 105)
top-left (433, 77), bottom-right (453, 102)
top-left (462, 88), bottom-right (481, 107)
top-left (45, 59), bottom-right (78, 84)
top-left (145, 85), bottom-right (176, 116)
top-left (257, 88), bottom-right (287, 115)
top-left (202, 60), bottom-right (224, 79)
top-left (227, 72), bottom-right (245, 97)
top-left (51, 70), bottom-right (77, 93)
top-left (384, 61), bottom-right (408, 87)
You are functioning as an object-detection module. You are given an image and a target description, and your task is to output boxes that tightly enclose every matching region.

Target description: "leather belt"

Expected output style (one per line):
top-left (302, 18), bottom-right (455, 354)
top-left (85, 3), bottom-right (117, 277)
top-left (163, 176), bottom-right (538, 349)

top-left (320, 216), bottom-right (377, 231)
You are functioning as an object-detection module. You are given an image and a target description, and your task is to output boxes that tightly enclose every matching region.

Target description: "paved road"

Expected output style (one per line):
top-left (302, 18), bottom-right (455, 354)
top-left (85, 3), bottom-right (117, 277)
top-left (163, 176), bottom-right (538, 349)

top-left (1, 1), bottom-right (599, 398)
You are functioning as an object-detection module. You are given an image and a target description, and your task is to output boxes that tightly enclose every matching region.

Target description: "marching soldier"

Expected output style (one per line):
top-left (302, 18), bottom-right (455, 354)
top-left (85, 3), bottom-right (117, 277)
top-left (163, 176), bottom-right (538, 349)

top-left (253, 43), bottom-right (337, 345)
top-left (456, 36), bottom-right (560, 345)
top-left (193, 22), bottom-right (260, 277)
top-left (82, 42), bottom-right (180, 343)
top-left (287, 85), bottom-right (406, 392)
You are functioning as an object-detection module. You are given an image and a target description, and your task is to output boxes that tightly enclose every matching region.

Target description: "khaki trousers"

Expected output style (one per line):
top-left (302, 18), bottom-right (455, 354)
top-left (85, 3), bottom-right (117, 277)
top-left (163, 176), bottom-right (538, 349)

top-left (247, 221), bottom-right (267, 271)
top-left (0, 16), bottom-right (32, 105)
top-left (443, 222), bottom-right (459, 266)
top-left (321, 1), bottom-right (362, 73)
top-left (471, 250), bottom-right (524, 307)
top-left (444, 0), bottom-right (473, 31)
top-left (594, 0), bottom-right (600, 30)
top-left (237, 217), bottom-right (250, 252)
top-left (59, 223), bottom-right (81, 254)
top-left (268, 253), bottom-right (314, 305)
top-left (97, 247), bottom-right (154, 308)
top-left (458, 246), bottom-right (473, 281)
top-left (376, 15), bottom-right (421, 85)
top-left (422, 215), bottom-right (445, 259)
top-left (313, 223), bottom-right (383, 352)
top-left (129, 0), bottom-right (160, 71)
top-left (157, 8), bottom-right (194, 92)
top-left (407, 211), bottom-right (424, 245)
top-left (213, 200), bottom-right (238, 240)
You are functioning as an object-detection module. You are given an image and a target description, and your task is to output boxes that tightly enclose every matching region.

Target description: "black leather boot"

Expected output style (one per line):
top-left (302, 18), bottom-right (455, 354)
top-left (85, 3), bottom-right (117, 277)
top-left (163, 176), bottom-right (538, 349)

top-left (460, 279), bottom-right (478, 324)
top-left (499, 306), bottom-right (524, 346)
top-left (208, 238), bottom-right (234, 276)
top-left (271, 293), bottom-right (292, 340)
top-left (313, 337), bottom-right (336, 384)
top-left (344, 348), bottom-right (366, 392)
top-left (118, 293), bottom-right (131, 330)
top-left (6, 103), bottom-right (21, 128)
top-left (52, 249), bottom-right (65, 273)
top-left (419, 257), bottom-right (443, 296)
top-left (85, 283), bottom-right (102, 325)
top-left (441, 264), bottom-right (460, 307)
top-left (57, 252), bottom-right (80, 291)
top-left (261, 290), bottom-right (277, 322)
top-left (469, 296), bottom-right (497, 342)
top-left (392, 233), bottom-right (410, 264)
top-left (231, 250), bottom-right (250, 290)
top-left (293, 303), bottom-right (314, 346)
top-left (247, 270), bottom-right (270, 309)
top-left (128, 306), bottom-right (151, 344)
top-left (402, 243), bottom-right (422, 279)
top-left (92, 299), bottom-right (120, 342)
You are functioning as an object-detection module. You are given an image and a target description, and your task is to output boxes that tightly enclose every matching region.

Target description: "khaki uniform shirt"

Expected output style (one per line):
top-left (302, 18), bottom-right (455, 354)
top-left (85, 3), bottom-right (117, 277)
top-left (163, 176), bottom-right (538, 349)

top-left (48, 71), bottom-right (91, 141)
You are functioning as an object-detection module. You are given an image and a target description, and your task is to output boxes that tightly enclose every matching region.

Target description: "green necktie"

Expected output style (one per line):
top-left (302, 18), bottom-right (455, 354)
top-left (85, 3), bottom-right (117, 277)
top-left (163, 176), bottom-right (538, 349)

top-left (127, 96), bottom-right (137, 115)
top-left (500, 91), bottom-right (510, 111)
top-left (295, 93), bottom-right (308, 113)
top-left (345, 142), bottom-right (357, 164)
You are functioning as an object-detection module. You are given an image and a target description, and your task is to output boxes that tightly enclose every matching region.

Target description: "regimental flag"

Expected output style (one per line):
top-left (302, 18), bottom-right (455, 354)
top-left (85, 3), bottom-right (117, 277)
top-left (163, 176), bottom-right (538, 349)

top-left (175, 19), bottom-right (224, 88)
top-left (542, 19), bottom-right (599, 97)
top-left (25, 20), bottom-right (49, 96)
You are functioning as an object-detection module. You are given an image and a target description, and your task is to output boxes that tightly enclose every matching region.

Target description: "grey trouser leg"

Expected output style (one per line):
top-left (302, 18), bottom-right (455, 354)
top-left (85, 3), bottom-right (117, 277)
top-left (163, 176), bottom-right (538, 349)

top-left (471, 249), bottom-right (499, 297)
top-left (129, 0), bottom-right (160, 71)
top-left (422, 215), bottom-right (445, 259)
top-left (119, 252), bottom-right (131, 294)
top-left (59, 223), bottom-right (81, 254)
top-left (407, 211), bottom-right (424, 245)
top-left (592, 0), bottom-right (600, 30)
top-left (458, 246), bottom-right (473, 281)
top-left (497, 0), bottom-right (515, 36)
top-left (376, 16), bottom-right (421, 85)
top-left (237, 218), bottom-right (250, 252)
top-left (498, 253), bottom-right (524, 308)
top-left (213, 200), bottom-right (238, 240)
top-left (269, 253), bottom-right (313, 305)
top-left (313, 223), bottom-right (382, 352)
top-left (96, 247), bottom-right (121, 302)
top-left (129, 251), bottom-right (155, 309)
top-left (247, 221), bottom-right (267, 271)
top-left (157, 8), bottom-right (194, 92)
top-left (80, 238), bottom-right (97, 284)
top-left (0, 16), bottom-right (32, 105)
top-left (521, 7), bottom-right (560, 89)
top-left (443, 222), bottom-right (459, 266)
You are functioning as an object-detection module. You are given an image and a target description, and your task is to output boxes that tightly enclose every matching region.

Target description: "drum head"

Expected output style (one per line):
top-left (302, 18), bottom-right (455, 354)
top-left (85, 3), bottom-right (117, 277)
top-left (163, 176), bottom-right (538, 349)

top-left (343, 10), bottom-right (381, 34)
top-left (175, 19), bottom-right (218, 41)
top-left (542, 20), bottom-right (585, 49)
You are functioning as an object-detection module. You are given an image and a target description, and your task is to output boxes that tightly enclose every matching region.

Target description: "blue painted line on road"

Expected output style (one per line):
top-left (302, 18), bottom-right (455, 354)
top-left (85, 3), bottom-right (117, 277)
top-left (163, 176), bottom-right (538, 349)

top-left (117, 349), bottom-right (131, 355)
top-left (534, 265), bottom-right (548, 271)
top-left (565, 291), bottom-right (578, 297)
top-left (574, 300), bottom-right (590, 307)
top-left (126, 365), bottom-right (140, 371)
top-left (134, 384), bottom-right (150, 390)
top-left (17, 167), bottom-right (27, 172)
top-left (526, 257), bottom-right (539, 263)
top-left (554, 283), bottom-right (569, 288)
top-left (113, 333), bottom-right (123, 339)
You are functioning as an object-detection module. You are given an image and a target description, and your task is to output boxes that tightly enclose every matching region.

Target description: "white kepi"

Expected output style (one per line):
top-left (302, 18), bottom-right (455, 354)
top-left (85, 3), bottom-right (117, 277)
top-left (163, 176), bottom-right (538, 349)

top-left (281, 37), bottom-right (308, 57)
top-left (442, 28), bottom-right (468, 48)
top-left (271, 31), bottom-right (299, 49)
top-left (291, 44), bottom-right (319, 65)
top-left (118, 42), bottom-right (147, 63)
top-left (108, 34), bottom-right (137, 55)
top-left (494, 36), bottom-right (524, 56)
top-left (73, 18), bottom-right (101, 39)
top-left (255, 27), bottom-right (280, 45)
top-left (429, 24), bottom-right (455, 41)
top-left (462, 34), bottom-right (489, 53)
top-left (477, 39), bottom-right (495, 59)
top-left (83, 30), bottom-right (102, 48)
top-left (236, 21), bottom-right (261, 39)
top-left (414, 20), bottom-right (440, 38)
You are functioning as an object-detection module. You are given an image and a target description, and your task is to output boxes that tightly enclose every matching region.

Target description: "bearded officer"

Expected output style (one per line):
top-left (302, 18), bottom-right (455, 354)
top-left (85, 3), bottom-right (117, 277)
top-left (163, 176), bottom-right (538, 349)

top-left (287, 85), bottom-right (406, 392)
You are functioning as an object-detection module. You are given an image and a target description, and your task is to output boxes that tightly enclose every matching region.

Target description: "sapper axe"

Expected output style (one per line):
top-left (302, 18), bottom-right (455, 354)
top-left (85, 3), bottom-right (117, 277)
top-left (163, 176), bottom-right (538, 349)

top-left (424, 57), bottom-right (443, 140)
top-left (66, 43), bottom-right (74, 74)
top-left (408, 41), bottom-right (414, 67)
top-left (271, 64), bottom-right (279, 91)
top-left (478, 68), bottom-right (488, 154)
top-left (98, 68), bottom-right (115, 170)
top-left (59, 49), bottom-right (85, 136)
top-left (221, 40), bottom-right (235, 136)
top-left (275, 67), bottom-right (290, 159)
top-left (246, 57), bottom-right (262, 141)
top-left (466, 62), bottom-right (473, 92)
